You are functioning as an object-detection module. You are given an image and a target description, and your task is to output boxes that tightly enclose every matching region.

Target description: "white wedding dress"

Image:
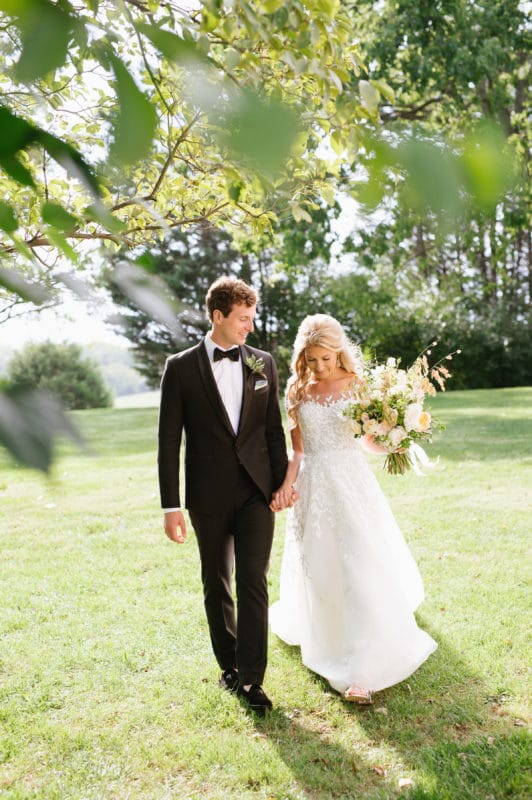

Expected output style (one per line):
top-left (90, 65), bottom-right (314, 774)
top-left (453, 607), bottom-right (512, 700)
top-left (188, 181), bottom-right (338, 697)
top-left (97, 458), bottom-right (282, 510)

top-left (270, 392), bottom-right (437, 693)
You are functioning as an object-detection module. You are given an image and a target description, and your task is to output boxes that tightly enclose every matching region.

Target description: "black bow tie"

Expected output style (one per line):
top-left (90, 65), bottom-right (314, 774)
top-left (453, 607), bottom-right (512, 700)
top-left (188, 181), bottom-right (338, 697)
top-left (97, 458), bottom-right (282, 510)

top-left (213, 347), bottom-right (240, 362)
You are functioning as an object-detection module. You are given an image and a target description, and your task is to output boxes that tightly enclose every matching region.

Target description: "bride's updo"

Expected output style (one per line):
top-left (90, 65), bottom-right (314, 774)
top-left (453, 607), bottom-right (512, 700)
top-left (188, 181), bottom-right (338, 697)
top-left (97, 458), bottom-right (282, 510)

top-left (286, 314), bottom-right (363, 429)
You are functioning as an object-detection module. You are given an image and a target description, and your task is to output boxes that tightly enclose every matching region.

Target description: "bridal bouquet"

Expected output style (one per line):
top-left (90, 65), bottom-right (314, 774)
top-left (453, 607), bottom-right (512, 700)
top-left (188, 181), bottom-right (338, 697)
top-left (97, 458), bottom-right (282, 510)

top-left (344, 344), bottom-right (460, 475)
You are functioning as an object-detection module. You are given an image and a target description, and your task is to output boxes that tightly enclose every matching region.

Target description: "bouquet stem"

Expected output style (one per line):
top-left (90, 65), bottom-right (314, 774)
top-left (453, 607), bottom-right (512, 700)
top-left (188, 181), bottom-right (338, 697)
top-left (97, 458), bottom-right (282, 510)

top-left (384, 452), bottom-right (411, 475)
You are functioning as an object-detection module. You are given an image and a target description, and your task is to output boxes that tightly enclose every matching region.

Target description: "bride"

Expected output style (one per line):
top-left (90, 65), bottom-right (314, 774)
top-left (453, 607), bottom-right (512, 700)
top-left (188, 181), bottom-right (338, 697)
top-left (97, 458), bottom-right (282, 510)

top-left (270, 314), bottom-right (437, 704)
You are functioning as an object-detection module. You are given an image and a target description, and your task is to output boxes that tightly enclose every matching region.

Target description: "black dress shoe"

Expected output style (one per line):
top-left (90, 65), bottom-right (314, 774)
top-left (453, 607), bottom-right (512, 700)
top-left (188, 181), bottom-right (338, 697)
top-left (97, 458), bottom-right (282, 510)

top-left (238, 684), bottom-right (273, 715)
top-left (219, 668), bottom-right (239, 692)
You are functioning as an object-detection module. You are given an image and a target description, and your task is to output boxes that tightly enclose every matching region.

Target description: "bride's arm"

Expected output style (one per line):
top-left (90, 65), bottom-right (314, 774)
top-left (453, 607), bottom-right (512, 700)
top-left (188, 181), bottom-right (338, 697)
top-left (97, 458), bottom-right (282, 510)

top-left (361, 434), bottom-right (405, 455)
top-left (270, 426), bottom-right (304, 511)
top-left (361, 434), bottom-right (388, 454)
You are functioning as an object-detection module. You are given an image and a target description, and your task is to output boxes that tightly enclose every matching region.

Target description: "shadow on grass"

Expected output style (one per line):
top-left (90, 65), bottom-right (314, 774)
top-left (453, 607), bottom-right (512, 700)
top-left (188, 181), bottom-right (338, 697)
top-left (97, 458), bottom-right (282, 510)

top-left (255, 628), bottom-right (529, 799)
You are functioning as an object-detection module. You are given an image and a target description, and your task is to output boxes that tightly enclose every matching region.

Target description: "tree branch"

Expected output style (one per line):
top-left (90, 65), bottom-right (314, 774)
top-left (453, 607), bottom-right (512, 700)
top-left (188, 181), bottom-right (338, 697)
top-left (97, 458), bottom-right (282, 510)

top-left (380, 95), bottom-right (444, 122)
top-left (147, 111), bottom-right (202, 199)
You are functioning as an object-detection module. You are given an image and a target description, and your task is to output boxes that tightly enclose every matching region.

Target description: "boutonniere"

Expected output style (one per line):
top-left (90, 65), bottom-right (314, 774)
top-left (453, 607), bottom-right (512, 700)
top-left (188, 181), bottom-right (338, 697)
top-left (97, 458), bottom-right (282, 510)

top-left (245, 354), bottom-right (266, 378)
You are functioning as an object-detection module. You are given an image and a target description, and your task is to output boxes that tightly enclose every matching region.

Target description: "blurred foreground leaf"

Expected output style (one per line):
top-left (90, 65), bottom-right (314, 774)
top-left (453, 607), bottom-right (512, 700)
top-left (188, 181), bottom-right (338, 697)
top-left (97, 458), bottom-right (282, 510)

top-left (459, 120), bottom-right (521, 212)
top-left (0, 266), bottom-right (51, 304)
top-left (109, 261), bottom-right (183, 337)
top-left (8, 0), bottom-right (78, 83)
top-left (0, 388), bottom-right (83, 473)
top-left (219, 90), bottom-right (300, 177)
top-left (108, 55), bottom-right (157, 164)
top-left (0, 201), bottom-right (18, 233)
top-left (0, 106), bottom-right (101, 196)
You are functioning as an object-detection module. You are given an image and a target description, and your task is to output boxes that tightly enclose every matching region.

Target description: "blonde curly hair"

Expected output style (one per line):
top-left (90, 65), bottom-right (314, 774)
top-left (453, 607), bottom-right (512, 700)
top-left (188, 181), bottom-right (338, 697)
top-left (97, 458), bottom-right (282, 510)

top-left (286, 314), bottom-right (363, 429)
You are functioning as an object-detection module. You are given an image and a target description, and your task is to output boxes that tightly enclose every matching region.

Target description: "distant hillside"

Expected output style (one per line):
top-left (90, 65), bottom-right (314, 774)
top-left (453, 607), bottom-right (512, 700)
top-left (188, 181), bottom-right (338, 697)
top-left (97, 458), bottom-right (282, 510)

top-left (0, 341), bottom-right (148, 397)
top-left (83, 343), bottom-right (149, 397)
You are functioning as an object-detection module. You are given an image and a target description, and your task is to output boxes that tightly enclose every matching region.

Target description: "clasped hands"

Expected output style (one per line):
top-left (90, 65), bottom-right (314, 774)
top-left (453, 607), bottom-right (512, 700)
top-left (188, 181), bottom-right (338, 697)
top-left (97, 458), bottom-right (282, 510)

top-left (270, 484), bottom-right (299, 513)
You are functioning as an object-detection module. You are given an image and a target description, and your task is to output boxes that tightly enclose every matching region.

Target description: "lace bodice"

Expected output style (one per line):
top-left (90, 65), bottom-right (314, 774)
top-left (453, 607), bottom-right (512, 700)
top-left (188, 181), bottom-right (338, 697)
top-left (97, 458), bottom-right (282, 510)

top-left (297, 393), bottom-right (358, 456)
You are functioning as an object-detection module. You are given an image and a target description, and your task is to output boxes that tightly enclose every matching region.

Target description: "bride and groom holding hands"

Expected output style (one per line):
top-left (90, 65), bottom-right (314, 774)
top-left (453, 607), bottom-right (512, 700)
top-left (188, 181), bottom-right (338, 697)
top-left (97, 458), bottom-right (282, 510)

top-left (158, 276), bottom-right (436, 715)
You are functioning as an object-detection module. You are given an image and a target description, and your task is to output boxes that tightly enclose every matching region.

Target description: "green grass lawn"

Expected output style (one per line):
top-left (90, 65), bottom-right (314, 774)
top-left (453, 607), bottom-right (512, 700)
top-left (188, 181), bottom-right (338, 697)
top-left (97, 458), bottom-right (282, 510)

top-left (0, 387), bottom-right (530, 799)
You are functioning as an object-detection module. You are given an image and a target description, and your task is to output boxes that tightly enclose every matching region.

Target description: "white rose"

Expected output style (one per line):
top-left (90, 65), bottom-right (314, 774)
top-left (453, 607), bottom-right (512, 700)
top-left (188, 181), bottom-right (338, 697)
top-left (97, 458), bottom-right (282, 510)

top-left (363, 418), bottom-right (380, 435)
top-left (349, 421), bottom-right (362, 435)
top-left (404, 403), bottom-right (423, 432)
top-left (389, 426), bottom-right (407, 448)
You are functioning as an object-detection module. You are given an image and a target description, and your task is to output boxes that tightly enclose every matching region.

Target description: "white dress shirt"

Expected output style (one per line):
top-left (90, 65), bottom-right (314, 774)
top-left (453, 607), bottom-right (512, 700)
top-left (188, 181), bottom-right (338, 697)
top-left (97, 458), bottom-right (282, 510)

top-left (204, 333), bottom-right (244, 434)
top-left (163, 334), bottom-right (243, 513)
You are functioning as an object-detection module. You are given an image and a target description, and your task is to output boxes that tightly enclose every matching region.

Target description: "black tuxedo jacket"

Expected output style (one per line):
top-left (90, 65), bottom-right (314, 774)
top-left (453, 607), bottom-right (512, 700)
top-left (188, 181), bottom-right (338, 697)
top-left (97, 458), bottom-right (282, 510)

top-left (157, 341), bottom-right (288, 513)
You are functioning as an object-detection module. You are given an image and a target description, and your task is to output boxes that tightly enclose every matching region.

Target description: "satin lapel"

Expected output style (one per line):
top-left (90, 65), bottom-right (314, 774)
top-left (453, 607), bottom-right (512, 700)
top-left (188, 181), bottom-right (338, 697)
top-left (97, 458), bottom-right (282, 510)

top-left (237, 345), bottom-right (254, 436)
top-left (196, 342), bottom-right (237, 438)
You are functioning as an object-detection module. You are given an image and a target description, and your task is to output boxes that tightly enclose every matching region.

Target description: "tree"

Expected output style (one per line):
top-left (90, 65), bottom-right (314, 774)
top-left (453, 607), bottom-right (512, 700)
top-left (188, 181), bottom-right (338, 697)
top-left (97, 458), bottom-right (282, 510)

top-left (334, 0), bottom-right (531, 386)
top-left (5, 341), bottom-right (113, 410)
top-left (0, 0), bottom-right (370, 267)
top-left (107, 204), bottom-right (341, 385)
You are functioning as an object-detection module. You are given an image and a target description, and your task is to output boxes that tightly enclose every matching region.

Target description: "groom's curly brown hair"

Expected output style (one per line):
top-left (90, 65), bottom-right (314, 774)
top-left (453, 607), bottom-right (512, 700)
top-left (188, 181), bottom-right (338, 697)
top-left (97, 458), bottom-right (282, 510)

top-left (206, 276), bottom-right (258, 321)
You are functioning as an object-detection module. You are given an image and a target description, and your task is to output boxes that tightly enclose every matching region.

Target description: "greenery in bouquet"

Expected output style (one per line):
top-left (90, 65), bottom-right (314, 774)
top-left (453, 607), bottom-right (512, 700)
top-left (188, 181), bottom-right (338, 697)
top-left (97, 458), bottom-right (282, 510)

top-left (344, 344), bottom-right (460, 475)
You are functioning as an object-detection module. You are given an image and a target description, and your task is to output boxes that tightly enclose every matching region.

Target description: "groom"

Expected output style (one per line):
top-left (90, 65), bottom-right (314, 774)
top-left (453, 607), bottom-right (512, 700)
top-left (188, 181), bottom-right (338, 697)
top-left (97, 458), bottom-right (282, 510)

top-left (158, 276), bottom-right (288, 714)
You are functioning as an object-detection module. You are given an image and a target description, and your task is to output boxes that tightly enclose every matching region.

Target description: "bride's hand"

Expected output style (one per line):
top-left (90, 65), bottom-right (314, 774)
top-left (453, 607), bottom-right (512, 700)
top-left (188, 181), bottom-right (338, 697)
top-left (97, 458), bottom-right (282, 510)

top-left (270, 484), bottom-right (297, 512)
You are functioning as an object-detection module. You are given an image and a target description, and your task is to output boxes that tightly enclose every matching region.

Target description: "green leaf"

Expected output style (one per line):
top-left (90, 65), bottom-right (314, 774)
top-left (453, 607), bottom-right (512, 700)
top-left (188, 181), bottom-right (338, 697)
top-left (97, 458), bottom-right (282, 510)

top-left (110, 262), bottom-right (181, 335)
top-left (359, 80), bottom-right (380, 115)
top-left (460, 121), bottom-right (520, 211)
top-left (41, 201), bottom-right (77, 233)
top-left (109, 55), bottom-right (157, 164)
top-left (0, 388), bottom-right (83, 473)
top-left (396, 136), bottom-right (464, 217)
top-left (221, 90), bottom-right (299, 177)
top-left (85, 203), bottom-right (126, 234)
top-left (0, 106), bottom-right (100, 195)
top-left (370, 78), bottom-right (395, 104)
top-left (45, 228), bottom-right (78, 262)
top-left (262, 0), bottom-right (284, 13)
top-left (316, 0), bottom-right (340, 15)
top-left (227, 181), bottom-right (243, 203)
top-left (330, 130), bottom-right (345, 155)
top-left (0, 200), bottom-right (18, 233)
top-left (135, 23), bottom-right (207, 64)
top-left (201, 8), bottom-right (219, 32)
top-left (320, 183), bottom-right (336, 206)
top-left (0, 104), bottom-right (35, 155)
top-left (13, 0), bottom-right (77, 83)
top-left (291, 204), bottom-right (312, 223)
top-left (0, 155), bottom-right (35, 187)
top-left (0, 266), bottom-right (51, 304)
top-left (39, 132), bottom-right (101, 197)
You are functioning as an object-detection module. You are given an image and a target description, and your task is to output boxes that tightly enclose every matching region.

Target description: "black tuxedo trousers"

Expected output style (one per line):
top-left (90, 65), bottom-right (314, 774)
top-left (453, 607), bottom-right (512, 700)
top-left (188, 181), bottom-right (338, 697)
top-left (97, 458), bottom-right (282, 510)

top-left (158, 342), bottom-right (288, 685)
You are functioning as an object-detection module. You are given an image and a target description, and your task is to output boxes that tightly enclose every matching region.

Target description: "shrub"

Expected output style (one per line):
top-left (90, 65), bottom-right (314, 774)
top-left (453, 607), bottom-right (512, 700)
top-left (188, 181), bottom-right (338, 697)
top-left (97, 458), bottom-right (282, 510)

top-left (5, 341), bottom-right (113, 410)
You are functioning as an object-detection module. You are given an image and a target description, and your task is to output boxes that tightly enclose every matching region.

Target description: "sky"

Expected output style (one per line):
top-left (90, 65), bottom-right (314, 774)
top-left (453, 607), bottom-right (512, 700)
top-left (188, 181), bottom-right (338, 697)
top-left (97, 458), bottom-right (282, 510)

top-left (1, 293), bottom-right (130, 350)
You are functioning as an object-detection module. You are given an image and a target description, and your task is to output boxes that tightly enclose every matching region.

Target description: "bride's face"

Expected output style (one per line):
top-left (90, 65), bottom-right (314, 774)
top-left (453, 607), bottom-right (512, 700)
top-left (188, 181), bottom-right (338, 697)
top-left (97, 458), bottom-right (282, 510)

top-left (305, 345), bottom-right (338, 381)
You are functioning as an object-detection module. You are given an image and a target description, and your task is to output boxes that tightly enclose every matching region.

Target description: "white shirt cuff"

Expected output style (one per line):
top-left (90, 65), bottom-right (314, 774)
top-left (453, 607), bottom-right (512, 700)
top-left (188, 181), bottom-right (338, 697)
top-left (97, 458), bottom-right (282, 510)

top-left (163, 507), bottom-right (180, 513)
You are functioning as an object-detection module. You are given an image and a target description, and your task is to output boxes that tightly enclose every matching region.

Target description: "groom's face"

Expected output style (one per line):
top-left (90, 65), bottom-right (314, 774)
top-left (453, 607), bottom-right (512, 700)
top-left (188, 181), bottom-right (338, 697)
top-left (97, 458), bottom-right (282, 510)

top-left (212, 303), bottom-right (256, 349)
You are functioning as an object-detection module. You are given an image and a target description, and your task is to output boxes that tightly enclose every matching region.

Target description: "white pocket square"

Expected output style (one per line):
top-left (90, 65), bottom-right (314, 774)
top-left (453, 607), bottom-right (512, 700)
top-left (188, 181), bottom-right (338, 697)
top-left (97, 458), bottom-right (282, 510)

top-left (254, 379), bottom-right (268, 390)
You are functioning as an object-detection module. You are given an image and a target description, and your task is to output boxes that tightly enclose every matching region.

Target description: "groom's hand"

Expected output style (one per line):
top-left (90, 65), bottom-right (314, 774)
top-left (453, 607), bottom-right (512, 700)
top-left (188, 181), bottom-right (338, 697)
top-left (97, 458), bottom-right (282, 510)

top-left (163, 510), bottom-right (187, 544)
top-left (270, 486), bottom-right (299, 512)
